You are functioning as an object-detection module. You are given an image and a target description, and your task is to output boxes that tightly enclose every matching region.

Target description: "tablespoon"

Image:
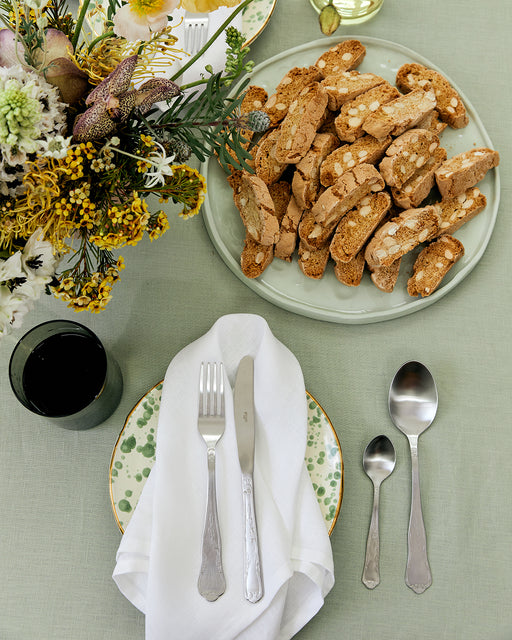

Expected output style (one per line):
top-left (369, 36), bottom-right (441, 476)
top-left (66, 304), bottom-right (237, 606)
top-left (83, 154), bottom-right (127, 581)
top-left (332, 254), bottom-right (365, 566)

top-left (389, 360), bottom-right (438, 594)
top-left (362, 435), bottom-right (396, 589)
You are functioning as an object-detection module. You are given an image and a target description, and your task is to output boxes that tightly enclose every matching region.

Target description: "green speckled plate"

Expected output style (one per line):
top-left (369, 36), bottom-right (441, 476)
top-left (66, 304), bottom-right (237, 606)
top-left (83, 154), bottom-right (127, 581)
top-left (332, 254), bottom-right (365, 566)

top-left (82, 0), bottom-right (276, 47)
top-left (110, 382), bottom-right (343, 535)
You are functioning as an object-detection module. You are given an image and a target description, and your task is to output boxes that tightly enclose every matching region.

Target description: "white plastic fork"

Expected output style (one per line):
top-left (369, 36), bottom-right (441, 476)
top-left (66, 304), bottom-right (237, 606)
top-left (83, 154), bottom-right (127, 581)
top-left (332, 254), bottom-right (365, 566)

top-left (197, 362), bottom-right (226, 602)
top-left (183, 12), bottom-right (209, 56)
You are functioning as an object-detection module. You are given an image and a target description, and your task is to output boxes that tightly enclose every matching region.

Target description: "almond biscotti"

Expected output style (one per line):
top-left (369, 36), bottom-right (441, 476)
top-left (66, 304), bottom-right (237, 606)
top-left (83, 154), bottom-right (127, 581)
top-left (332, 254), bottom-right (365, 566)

top-left (362, 88), bottom-right (437, 139)
top-left (298, 241), bottom-right (330, 279)
top-left (264, 66), bottom-right (322, 126)
top-left (233, 172), bottom-right (280, 245)
top-left (275, 83), bottom-right (329, 164)
top-left (433, 187), bottom-right (487, 236)
top-left (312, 163), bottom-right (385, 226)
top-left (299, 209), bottom-right (338, 250)
top-left (407, 235), bottom-right (464, 297)
top-left (364, 205), bottom-right (440, 267)
top-left (396, 63), bottom-right (468, 129)
top-left (254, 129), bottom-right (289, 185)
top-left (292, 133), bottom-right (339, 209)
top-left (379, 129), bottom-right (441, 189)
top-left (320, 71), bottom-right (386, 111)
top-left (368, 259), bottom-right (402, 293)
top-left (434, 147), bottom-right (500, 198)
top-left (333, 251), bottom-right (365, 286)
top-left (240, 233), bottom-right (274, 278)
top-left (320, 134), bottom-right (391, 186)
top-left (330, 192), bottom-right (392, 263)
top-left (274, 195), bottom-right (304, 261)
top-left (391, 147), bottom-right (447, 208)
top-left (268, 181), bottom-right (292, 223)
top-left (334, 83), bottom-right (400, 142)
top-left (314, 39), bottom-right (366, 77)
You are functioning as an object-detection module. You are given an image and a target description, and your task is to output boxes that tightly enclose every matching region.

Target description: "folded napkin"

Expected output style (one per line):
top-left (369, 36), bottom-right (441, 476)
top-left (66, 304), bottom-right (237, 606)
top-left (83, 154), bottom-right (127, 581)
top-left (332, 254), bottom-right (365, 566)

top-left (113, 314), bottom-right (334, 640)
top-left (163, 7), bottom-right (242, 85)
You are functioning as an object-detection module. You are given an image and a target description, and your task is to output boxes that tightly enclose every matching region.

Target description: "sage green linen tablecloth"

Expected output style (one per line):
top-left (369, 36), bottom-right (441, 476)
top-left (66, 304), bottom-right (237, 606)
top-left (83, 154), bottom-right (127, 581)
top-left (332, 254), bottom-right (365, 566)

top-left (1, 0), bottom-right (511, 638)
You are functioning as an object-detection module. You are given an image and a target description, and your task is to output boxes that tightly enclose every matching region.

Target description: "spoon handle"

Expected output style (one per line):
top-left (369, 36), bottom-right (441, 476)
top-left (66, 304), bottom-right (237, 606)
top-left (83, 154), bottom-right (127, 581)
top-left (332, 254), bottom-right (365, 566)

top-left (406, 436), bottom-right (432, 594)
top-left (362, 484), bottom-right (381, 589)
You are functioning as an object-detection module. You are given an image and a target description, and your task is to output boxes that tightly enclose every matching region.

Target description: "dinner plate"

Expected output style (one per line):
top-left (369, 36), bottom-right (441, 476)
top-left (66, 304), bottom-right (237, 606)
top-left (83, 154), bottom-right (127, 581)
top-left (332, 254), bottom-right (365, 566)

top-left (201, 35), bottom-right (500, 324)
top-left (110, 383), bottom-right (343, 535)
top-left (84, 0), bottom-right (276, 46)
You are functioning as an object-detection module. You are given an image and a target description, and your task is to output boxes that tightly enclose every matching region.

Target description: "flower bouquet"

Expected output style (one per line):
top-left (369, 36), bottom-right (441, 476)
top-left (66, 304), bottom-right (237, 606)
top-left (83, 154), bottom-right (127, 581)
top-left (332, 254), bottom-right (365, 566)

top-left (0, 0), bottom-right (267, 335)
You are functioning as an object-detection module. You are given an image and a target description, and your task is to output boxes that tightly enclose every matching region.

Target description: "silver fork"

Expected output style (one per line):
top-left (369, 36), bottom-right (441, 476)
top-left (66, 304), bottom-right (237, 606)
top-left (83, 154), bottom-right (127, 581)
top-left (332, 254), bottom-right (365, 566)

top-left (197, 362), bottom-right (226, 602)
top-left (183, 12), bottom-right (209, 56)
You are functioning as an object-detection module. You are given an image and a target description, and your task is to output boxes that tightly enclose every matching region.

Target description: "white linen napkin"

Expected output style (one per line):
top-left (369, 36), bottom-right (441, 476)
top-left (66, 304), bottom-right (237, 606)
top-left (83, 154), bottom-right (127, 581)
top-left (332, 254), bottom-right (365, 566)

top-left (113, 314), bottom-right (334, 640)
top-left (163, 6), bottom-right (243, 85)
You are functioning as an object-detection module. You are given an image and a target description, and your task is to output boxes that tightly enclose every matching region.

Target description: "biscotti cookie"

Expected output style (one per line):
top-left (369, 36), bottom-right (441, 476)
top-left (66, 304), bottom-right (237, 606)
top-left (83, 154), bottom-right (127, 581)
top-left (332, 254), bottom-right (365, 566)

top-left (240, 233), bottom-right (274, 278)
top-left (334, 83), bottom-right (400, 142)
top-left (254, 129), bottom-right (289, 185)
top-left (330, 192), bottom-right (392, 263)
top-left (368, 258), bottom-right (402, 293)
top-left (379, 129), bottom-right (441, 189)
top-left (320, 134), bottom-right (392, 187)
top-left (313, 163), bottom-right (385, 226)
top-left (292, 133), bottom-right (339, 209)
top-left (333, 251), bottom-right (365, 286)
top-left (275, 83), bottom-right (329, 164)
top-left (433, 187), bottom-right (487, 236)
top-left (314, 39), bottom-right (366, 77)
top-left (363, 88), bottom-right (437, 139)
top-left (364, 205), bottom-right (440, 267)
top-left (298, 241), bottom-right (330, 279)
top-left (274, 195), bottom-right (304, 261)
top-left (299, 209), bottom-right (338, 250)
top-left (396, 63), bottom-right (469, 129)
top-left (264, 66), bottom-right (322, 126)
top-left (269, 180), bottom-right (292, 223)
top-left (320, 71), bottom-right (386, 110)
top-left (233, 172), bottom-right (279, 245)
top-left (407, 235), bottom-right (464, 297)
top-left (416, 109), bottom-right (448, 136)
top-left (434, 147), bottom-right (500, 198)
top-left (391, 147), bottom-right (447, 208)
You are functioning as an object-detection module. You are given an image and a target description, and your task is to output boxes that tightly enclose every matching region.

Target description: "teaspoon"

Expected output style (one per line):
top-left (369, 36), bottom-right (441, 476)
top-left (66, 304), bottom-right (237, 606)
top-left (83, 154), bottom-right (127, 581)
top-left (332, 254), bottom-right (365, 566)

top-left (389, 360), bottom-right (438, 594)
top-left (362, 434), bottom-right (396, 589)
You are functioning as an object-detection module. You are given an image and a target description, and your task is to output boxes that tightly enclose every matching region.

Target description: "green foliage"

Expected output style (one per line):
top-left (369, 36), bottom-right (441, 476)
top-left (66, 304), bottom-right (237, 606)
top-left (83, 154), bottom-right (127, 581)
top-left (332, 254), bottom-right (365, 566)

top-left (154, 72), bottom-right (255, 173)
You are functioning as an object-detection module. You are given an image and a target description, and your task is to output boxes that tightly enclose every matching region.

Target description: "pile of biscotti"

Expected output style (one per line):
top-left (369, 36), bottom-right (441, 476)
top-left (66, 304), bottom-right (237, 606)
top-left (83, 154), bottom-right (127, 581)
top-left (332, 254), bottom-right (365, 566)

top-left (226, 39), bottom-right (500, 297)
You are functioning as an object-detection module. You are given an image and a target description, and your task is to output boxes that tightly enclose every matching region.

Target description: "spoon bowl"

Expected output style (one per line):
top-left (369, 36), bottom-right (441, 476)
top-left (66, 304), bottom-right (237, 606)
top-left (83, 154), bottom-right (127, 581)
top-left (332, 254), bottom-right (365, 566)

top-left (361, 435), bottom-right (396, 589)
top-left (389, 360), bottom-right (438, 594)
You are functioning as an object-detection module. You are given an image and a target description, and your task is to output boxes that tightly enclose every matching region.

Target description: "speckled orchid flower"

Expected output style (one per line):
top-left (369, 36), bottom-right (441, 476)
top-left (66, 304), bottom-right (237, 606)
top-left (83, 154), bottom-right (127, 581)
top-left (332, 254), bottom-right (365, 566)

top-left (72, 55), bottom-right (181, 142)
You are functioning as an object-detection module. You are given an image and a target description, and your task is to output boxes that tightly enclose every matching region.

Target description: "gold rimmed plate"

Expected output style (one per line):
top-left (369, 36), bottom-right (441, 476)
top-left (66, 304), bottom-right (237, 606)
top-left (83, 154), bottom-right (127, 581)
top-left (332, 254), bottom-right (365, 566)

top-left (109, 382), bottom-right (343, 535)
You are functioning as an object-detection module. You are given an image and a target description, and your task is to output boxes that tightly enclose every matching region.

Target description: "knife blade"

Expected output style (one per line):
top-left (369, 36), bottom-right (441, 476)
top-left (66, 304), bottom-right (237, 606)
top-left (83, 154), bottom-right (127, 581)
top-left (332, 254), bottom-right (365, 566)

top-left (234, 355), bottom-right (263, 603)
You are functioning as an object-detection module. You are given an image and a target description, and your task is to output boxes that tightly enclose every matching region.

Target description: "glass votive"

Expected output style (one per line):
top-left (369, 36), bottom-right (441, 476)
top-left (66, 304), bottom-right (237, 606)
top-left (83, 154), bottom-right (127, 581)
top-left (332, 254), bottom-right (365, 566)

top-left (9, 320), bottom-right (123, 430)
top-left (311, 0), bottom-right (384, 24)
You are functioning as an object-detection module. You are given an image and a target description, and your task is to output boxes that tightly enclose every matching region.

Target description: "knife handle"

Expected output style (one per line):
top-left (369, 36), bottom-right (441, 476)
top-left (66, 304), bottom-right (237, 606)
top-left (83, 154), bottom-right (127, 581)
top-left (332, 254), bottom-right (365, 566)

top-left (242, 473), bottom-right (263, 603)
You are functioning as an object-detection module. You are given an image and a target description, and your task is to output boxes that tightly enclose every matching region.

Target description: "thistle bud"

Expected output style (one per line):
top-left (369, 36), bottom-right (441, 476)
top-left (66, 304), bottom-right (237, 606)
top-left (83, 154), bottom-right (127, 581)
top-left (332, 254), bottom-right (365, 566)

top-left (319, 4), bottom-right (341, 36)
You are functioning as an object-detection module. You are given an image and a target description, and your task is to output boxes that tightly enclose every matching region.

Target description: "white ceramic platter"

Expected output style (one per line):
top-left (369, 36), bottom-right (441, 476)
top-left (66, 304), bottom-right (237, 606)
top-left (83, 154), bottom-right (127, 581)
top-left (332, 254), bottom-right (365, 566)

top-left (110, 384), bottom-right (343, 536)
top-left (201, 35), bottom-right (500, 324)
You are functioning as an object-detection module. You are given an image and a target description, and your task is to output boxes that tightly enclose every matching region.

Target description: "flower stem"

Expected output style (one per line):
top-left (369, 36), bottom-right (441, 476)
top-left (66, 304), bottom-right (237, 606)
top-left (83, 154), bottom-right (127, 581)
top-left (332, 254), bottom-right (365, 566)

top-left (87, 30), bottom-right (115, 53)
top-left (171, 0), bottom-right (254, 84)
top-left (72, 0), bottom-right (93, 50)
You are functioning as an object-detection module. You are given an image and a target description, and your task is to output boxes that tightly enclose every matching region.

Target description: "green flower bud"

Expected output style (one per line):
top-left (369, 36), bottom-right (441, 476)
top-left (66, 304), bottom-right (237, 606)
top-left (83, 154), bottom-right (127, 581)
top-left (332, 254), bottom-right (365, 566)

top-left (319, 4), bottom-right (341, 36)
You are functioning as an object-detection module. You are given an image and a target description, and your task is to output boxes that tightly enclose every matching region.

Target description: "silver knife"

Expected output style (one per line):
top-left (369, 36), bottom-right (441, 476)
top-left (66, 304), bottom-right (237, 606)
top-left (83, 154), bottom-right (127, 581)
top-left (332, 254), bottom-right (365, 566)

top-left (233, 355), bottom-right (263, 603)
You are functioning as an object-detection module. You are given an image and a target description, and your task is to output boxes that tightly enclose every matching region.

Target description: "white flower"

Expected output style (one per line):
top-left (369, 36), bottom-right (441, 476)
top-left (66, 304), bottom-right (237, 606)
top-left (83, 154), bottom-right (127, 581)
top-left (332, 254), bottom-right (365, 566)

top-left (39, 134), bottom-right (72, 159)
top-left (112, 0), bottom-right (179, 42)
top-left (0, 285), bottom-right (34, 337)
top-left (144, 142), bottom-right (175, 188)
top-left (0, 252), bottom-right (24, 282)
top-left (22, 228), bottom-right (59, 281)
